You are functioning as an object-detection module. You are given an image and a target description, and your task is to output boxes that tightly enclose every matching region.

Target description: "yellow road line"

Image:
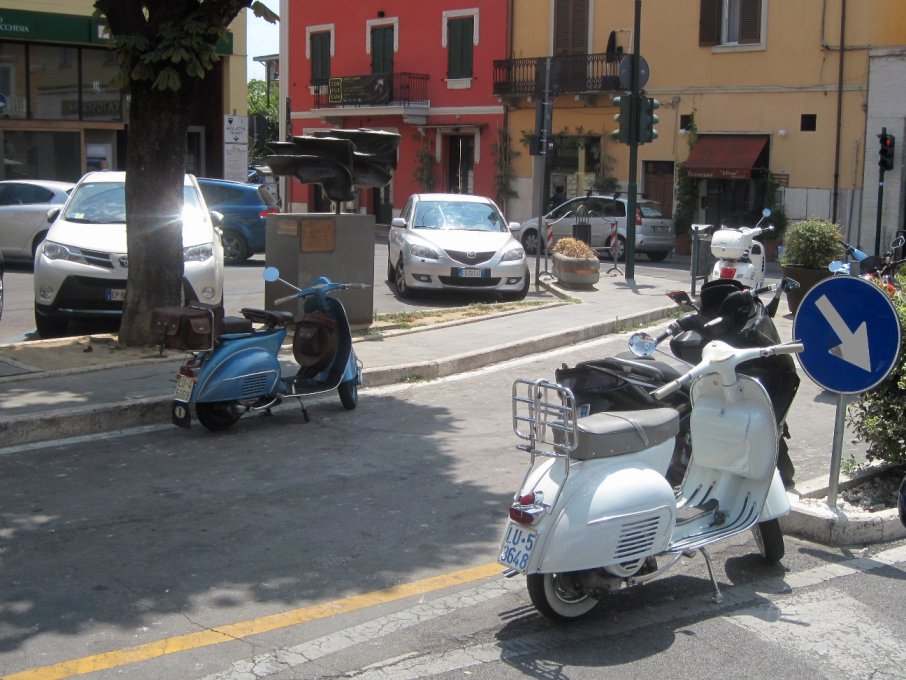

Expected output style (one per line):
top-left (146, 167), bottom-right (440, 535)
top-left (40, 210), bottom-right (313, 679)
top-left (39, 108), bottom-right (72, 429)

top-left (5, 562), bottom-right (503, 680)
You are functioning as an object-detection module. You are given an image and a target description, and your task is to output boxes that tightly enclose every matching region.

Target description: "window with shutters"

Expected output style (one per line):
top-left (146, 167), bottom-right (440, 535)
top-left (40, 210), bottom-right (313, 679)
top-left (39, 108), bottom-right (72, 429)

top-left (554, 0), bottom-right (588, 56)
top-left (699, 0), bottom-right (764, 48)
top-left (447, 17), bottom-right (474, 80)
top-left (310, 31), bottom-right (331, 85)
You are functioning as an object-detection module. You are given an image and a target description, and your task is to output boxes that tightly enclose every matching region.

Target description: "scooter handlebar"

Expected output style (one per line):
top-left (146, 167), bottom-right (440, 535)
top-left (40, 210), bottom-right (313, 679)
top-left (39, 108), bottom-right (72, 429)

top-left (273, 294), bottom-right (298, 306)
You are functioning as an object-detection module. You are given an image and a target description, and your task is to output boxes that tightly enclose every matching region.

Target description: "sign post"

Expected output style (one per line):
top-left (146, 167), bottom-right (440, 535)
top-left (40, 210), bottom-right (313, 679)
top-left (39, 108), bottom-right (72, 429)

top-left (793, 276), bottom-right (901, 508)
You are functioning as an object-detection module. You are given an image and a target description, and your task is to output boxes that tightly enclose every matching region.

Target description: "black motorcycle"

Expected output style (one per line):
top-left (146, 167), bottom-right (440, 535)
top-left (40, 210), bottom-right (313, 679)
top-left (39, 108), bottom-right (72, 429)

top-left (555, 278), bottom-right (800, 487)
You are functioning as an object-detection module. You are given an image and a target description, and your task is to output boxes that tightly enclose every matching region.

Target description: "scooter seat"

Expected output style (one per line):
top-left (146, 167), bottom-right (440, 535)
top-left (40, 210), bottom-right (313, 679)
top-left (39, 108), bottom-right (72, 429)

top-left (573, 407), bottom-right (679, 460)
top-left (240, 308), bottom-right (295, 327)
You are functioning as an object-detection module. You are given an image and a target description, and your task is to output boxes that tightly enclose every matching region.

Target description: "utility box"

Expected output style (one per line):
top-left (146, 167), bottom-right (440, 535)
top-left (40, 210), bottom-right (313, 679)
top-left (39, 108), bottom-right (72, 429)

top-left (265, 213), bottom-right (375, 328)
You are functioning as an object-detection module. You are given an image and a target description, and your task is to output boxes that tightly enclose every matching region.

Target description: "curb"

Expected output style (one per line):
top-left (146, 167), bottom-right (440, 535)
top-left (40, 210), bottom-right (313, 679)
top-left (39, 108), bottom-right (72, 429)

top-left (1, 303), bottom-right (678, 448)
top-left (783, 499), bottom-right (906, 546)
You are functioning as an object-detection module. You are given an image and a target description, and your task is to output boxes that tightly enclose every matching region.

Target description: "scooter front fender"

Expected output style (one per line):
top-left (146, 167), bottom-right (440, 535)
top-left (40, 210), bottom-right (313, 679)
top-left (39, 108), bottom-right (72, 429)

top-left (525, 456), bottom-right (676, 575)
top-left (758, 469), bottom-right (792, 521)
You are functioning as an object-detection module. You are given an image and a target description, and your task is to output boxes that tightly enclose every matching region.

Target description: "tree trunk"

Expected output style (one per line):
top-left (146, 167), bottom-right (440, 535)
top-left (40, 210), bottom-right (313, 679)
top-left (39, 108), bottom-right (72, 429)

top-left (118, 82), bottom-right (194, 346)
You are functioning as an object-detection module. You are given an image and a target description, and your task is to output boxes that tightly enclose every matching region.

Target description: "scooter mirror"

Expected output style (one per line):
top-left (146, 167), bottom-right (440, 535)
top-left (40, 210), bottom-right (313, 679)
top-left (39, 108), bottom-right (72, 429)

top-left (628, 332), bottom-right (657, 357)
top-left (263, 266), bottom-right (281, 282)
top-left (762, 208), bottom-right (772, 218)
top-left (828, 261), bottom-right (847, 274)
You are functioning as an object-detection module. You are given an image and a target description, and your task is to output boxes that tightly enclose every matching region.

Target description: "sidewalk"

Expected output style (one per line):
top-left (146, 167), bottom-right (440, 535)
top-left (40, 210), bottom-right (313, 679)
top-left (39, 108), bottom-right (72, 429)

top-left (1, 266), bottom-right (902, 546)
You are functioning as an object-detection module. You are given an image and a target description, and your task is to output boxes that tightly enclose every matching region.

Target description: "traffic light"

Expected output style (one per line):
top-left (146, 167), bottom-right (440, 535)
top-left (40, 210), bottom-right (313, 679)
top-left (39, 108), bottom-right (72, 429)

top-left (611, 95), bottom-right (632, 145)
top-left (879, 131), bottom-right (896, 172)
top-left (639, 97), bottom-right (660, 144)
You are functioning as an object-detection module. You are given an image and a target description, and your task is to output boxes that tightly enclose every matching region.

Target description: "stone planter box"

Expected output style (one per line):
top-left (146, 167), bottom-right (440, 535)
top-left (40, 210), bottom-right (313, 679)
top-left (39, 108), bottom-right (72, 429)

top-left (780, 264), bottom-right (832, 315)
top-left (552, 251), bottom-right (600, 288)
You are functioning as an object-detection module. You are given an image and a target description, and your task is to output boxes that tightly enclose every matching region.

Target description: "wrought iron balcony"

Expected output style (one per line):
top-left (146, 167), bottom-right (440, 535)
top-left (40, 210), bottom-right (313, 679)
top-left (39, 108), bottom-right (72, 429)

top-left (312, 72), bottom-right (429, 109)
top-left (493, 53), bottom-right (623, 97)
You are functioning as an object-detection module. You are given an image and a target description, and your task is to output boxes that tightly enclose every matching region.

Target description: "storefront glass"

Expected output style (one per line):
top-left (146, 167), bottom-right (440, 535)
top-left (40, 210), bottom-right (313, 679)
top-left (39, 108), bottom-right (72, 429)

top-left (0, 129), bottom-right (81, 181)
top-left (30, 45), bottom-right (80, 120)
top-left (82, 47), bottom-right (122, 121)
top-left (0, 43), bottom-right (26, 119)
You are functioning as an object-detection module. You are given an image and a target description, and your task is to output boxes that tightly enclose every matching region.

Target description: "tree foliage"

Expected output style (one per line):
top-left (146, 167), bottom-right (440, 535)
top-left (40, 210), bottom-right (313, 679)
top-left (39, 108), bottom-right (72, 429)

top-left (92, 1), bottom-right (277, 346)
top-left (247, 78), bottom-right (279, 163)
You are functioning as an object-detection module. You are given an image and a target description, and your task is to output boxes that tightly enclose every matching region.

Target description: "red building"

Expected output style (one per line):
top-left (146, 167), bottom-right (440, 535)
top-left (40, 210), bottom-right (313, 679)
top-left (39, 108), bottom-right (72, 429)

top-left (284, 1), bottom-right (510, 220)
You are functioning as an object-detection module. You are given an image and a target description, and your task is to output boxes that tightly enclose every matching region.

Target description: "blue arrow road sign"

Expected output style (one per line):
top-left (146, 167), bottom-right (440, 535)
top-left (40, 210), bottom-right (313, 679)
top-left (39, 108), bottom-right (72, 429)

top-left (793, 276), bottom-right (901, 394)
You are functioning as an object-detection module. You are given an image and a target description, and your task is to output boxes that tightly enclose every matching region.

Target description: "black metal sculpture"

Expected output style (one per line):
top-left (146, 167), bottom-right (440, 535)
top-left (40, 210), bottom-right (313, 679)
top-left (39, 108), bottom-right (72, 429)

top-left (264, 128), bottom-right (400, 212)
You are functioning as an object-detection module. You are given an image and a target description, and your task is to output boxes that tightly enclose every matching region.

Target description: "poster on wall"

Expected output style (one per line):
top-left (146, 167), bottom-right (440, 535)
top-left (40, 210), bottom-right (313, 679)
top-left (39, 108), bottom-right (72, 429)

top-left (223, 114), bottom-right (248, 182)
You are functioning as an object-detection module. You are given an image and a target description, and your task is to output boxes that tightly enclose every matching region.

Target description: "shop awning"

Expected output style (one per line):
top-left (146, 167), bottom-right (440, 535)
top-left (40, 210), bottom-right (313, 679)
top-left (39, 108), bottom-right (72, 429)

top-left (684, 135), bottom-right (769, 179)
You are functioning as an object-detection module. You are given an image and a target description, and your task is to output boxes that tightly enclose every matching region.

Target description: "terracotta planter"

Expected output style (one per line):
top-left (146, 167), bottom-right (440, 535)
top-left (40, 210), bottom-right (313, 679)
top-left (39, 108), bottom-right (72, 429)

top-left (552, 251), bottom-right (600, 288)
top-left (781, 265), bottom-right (832, 315)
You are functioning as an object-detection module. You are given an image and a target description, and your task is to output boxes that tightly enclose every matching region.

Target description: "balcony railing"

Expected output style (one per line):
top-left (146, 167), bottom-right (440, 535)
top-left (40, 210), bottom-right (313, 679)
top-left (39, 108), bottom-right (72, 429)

top-left (312, 72), bottom-right (429, 109)
top-left (493, 53), bottom-right (623, 97)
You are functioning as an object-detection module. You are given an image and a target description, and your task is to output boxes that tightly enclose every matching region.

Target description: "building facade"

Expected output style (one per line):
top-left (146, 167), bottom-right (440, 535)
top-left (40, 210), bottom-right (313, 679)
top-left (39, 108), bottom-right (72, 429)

top-left (283, 0), bottom-right (509, 219)
top-left (0, 1), bottom-right (249, 182)
top-left (498, 0), bottom-right (906, 253)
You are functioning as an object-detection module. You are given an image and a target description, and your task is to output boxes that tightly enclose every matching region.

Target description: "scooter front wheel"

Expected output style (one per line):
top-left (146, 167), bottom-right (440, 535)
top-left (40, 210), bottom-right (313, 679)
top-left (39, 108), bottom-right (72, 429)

top-left (527, 572), bottom-right (599, 622)
top-left (195, 401), bottom-right (242, 431)
top-left (338, 380), bottom-right (358, 410)
top-left (752, 519), bottom-right (785, 563)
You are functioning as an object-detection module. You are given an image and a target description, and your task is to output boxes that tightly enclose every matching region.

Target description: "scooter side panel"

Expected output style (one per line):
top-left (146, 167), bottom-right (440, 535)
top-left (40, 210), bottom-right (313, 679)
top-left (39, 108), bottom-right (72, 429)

top-left (528, 449), bottom-right (676, 575)
top-left (194, 333), bottom-right (285, 403)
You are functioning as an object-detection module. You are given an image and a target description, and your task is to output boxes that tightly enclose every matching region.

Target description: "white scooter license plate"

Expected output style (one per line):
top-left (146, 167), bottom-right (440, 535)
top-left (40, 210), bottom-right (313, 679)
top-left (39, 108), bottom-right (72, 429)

top-left (498, 522), bottom-right (537, 573)
top-left (174, 374), bottom-right (195, 402)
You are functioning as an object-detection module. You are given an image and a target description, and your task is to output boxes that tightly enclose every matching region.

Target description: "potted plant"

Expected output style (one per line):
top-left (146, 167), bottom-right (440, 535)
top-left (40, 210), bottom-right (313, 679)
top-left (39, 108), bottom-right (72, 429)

top-left (780, 217), bottom-right (845, 314)
top-left (551, 237), bottom-right (600, 288)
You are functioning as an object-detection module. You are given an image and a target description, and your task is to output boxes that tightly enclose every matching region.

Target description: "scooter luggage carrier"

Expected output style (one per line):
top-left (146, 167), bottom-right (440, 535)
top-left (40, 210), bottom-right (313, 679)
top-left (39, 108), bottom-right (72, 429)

top-left (512, 379), bottom-right (578, 463)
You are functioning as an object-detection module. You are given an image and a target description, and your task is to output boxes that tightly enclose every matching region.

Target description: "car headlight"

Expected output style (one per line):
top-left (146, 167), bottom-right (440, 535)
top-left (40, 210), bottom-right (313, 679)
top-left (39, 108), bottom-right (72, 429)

top-left (42, 241), bottom-right (89, 264)
top-left (184, 243), bottom-right (214, 262)
top-left (409, 243), bottom-right (438, 259)
top-left (501, 246), bottom-right (526, 262)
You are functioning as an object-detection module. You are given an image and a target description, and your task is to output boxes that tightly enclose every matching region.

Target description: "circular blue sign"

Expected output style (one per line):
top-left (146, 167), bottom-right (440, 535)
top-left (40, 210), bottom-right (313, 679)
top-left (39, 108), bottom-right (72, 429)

top-left (793, 276), bottom-right (901, 394)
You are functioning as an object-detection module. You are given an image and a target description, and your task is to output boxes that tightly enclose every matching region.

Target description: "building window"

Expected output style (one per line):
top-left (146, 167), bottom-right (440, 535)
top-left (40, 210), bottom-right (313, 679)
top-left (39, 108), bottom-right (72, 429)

top-left (82, 47), bottom-right (122, 121)
top-left (447, 17), bottom-right (474, 79)
top-left (800, 114), bottom-right (817, 132)
top-left (699, 0), bottom-right (763, 47)
top-left (680, 114), bottom-right (695, 132)
top-left (31, 45), bottom-right (80, 120)
top-left (310, 31), bottom-right (331, 85)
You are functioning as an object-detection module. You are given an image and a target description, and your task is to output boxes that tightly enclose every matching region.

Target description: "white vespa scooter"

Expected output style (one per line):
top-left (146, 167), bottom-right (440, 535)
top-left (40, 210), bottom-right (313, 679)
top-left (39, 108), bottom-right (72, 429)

top-left (498, 337), bottom-right (802, 621)
top-left (707, 208), bottom-right (775, 289)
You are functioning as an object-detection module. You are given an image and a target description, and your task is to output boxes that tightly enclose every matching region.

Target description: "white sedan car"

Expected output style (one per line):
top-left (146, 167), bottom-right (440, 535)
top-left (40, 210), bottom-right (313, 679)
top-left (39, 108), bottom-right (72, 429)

top-left (388, 193), bottom-right (529, 300)
top-left (0, 179), bottom-right (74, 261)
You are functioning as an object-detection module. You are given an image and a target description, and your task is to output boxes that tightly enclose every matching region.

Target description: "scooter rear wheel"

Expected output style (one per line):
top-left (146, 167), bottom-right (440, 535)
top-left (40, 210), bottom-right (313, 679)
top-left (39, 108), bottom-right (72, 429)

top-left (196, 401), bottom-right (242, 431)
top-left (527, 572), bottom-right (599, 621)
top-left (338, 380), bottom-right (358, 410)
top-left (752, 519), bottom-right (785, 563)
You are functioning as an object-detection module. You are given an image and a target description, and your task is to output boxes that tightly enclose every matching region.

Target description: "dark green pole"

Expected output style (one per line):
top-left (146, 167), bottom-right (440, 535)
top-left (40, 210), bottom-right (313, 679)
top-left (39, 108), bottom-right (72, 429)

top-left (624, 0), bottom-right (642, 281)
top-left (876, 126), bottom-right (886, 257)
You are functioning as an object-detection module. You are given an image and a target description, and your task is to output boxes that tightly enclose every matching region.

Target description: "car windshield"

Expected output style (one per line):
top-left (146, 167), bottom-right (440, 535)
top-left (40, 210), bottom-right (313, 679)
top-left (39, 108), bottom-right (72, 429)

top-left (63, 182), bottom-right (204, 224)
top-left (413, 200), bottom-right (505, 232)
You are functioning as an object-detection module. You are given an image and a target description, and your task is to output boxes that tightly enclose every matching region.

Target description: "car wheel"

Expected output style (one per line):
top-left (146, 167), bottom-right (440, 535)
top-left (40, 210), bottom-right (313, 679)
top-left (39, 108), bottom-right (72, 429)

top-left (0, 267), bottom-right (4, 321)
top-left (606, 234), bottom-right (626, 261)
top-left (521, 229), bottom-right (542, 255)
top-left (34, 309), bottom-right (68, 339)
top-left (647, 250), bottom-right (671, 262)
top-left (221, 230), bottom-right (250, 264)
top-left (394, 258), bottom-right (414, 299)
top-left (386, 256), bottom-right (395, 283)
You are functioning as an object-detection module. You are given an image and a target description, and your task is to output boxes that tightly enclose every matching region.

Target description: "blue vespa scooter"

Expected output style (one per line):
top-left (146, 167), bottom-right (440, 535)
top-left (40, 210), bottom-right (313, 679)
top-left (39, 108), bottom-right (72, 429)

top-left (170, 267), bottom-right (365, 431)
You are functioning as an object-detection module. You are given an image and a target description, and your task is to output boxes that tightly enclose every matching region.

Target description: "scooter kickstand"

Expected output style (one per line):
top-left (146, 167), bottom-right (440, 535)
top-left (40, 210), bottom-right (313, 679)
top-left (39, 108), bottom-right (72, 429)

top-left (300, 402), bottom-right (310, 423)
top-left (699, 547), bottom-right (724, 604)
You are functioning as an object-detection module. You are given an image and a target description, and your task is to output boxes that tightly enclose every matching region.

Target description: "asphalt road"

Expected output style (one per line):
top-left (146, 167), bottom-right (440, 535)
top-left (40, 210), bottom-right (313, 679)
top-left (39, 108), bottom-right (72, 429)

top-left (0, 246), bottom-right (706, 345)
top-left (0, 330), bottom-right (903, 679)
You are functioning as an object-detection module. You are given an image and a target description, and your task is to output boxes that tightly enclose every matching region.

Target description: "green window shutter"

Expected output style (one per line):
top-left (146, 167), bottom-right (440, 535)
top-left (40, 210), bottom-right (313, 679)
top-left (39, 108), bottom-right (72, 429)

top-left (310, 32), bottom-right (330, 83)
top-left (448, 17), bottom-right (473, 79)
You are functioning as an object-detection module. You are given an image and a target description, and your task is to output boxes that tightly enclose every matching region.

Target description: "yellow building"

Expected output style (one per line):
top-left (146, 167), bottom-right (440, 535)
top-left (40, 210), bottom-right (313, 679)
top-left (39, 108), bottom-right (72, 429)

top-left (498, 0), bottom-right (906, 253)
top-left (0, 1), bottom-right (249, 181)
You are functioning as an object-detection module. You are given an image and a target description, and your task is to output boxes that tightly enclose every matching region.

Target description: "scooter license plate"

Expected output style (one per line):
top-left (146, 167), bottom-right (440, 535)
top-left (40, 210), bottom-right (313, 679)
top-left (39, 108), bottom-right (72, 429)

top-left (498, 522), bottom-right (537, 573)
top-left (174, 374), bottom-right (195, 402)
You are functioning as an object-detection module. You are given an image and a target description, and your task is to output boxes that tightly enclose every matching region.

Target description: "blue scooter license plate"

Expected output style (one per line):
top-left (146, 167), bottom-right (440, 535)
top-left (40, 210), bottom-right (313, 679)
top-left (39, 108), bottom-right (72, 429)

top-left (498, 521), bottom-right (537, 573)
top-left (174, 374), bottom-right (195, 402)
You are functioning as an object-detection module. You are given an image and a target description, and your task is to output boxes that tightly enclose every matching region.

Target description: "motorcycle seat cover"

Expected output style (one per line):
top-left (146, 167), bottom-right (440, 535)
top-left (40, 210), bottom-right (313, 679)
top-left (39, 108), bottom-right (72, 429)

top-left (574, 407), bottom-right (679, 459)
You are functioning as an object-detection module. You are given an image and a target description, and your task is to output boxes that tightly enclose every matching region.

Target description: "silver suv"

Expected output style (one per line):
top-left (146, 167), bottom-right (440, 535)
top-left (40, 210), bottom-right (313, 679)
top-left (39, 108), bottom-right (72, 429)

top-left (517, 194), bottom-right (676, 261)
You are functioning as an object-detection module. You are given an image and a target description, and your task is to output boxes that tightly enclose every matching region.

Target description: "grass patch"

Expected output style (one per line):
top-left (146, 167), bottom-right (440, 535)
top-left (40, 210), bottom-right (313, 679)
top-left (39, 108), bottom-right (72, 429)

top-left (373, 299), bottom-right (549, 327)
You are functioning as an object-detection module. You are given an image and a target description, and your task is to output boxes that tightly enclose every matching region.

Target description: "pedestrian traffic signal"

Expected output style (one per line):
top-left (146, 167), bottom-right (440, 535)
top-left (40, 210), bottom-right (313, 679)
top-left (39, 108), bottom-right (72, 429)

top-left (639, 97), bottom-right (660, 144)
top-left (879, 131), bottom-right (896, 172)
top-left (611, 95), bottom-right (632, 145)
